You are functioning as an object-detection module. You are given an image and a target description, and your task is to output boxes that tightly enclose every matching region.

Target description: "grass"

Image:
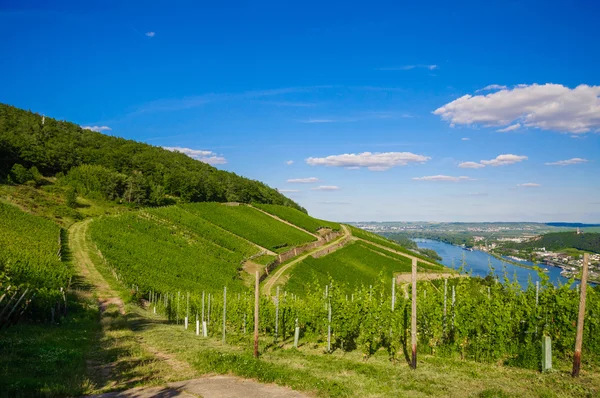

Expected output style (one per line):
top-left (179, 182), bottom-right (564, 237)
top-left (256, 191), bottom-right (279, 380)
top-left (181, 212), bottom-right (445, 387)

top-left (0, 179), bottom-right (126, 228)
top-left (253, 203), bottom-right (341, 232)
top-left (182, 203), bottom-right (317, 252)
top-left (130, 303), bottom-right (600, 397)
top-left (349, 225), bottom-right (445, 266)
top-left (285, 241), bottom-right (415, 294)
top-left (0, 293), bottom-right (98, 397)
top-left (90, 212), bottom-right (250, 293)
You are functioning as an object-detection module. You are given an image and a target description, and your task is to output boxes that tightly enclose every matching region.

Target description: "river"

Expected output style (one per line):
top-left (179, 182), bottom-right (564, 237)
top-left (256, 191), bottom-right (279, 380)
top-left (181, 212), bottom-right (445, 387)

top-left (413, 239), bottom-right (585, 289)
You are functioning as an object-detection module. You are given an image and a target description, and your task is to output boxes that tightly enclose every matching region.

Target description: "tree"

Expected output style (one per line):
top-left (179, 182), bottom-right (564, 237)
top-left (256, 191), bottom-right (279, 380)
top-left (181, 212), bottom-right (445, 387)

top-left (9, 164), bottom-right (32, 184)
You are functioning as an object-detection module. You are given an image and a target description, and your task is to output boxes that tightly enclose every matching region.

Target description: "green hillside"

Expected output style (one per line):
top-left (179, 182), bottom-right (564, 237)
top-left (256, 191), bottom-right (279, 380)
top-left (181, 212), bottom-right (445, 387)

top-left (181, 203), bottom-right (317, 252)
top-left (507, 231), bottom-right (600, 254)
top-left (0, 202), bottom-right (73, 317)
top-left (90, 209), bottom-right (251, 293)
top-left (0, 103), bottom-right (302, 210)
top-left (285, 241), bottom-right (415, 294)
top-left (253, 203), bottom-right (340, 232)
top-left (349, 225), bottom-right (443, 265)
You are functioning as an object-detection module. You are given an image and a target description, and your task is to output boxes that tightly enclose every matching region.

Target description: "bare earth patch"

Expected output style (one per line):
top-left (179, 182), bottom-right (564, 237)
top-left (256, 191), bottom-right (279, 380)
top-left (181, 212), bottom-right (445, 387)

top-left (90, 375), bottom-right (309, 398)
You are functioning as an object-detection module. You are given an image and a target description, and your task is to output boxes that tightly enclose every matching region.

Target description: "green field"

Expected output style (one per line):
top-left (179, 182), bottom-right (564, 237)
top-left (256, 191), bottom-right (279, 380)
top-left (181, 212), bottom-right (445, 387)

top-left (149, 206), bottom-right (260, 258)
top-left (0, 202), bottom-right (73, 318)
top-left (253, 203), bottom-right (340, 232)
top-left (90, 210), bottom-right (251, 293)
top-left (285, 241), bottom-right (415, 294)
top-left (181, 203), bottom-right (317, 252)
top-left (349, 225), bottom-right (444, 265)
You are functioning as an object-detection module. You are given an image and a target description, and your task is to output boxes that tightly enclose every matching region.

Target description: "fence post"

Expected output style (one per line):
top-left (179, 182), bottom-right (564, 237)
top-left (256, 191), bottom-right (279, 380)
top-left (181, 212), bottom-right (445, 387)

top-left (294, 318), bottom-right (300, 348)
top-left (411, 258), bottom-right (417, 369)
top-left (542, 335), bottom-right (552, 372)
top-left (443, 279), bottom-right (448, 337)
top-left (572, 253), bottom-right (589, 377)
top-left (222, 286), bottom-right (227, 344)
top-left (202, 291), bottom-right (205, 322)
top-left (254, 271), bottom-right (260, 358)
top-left (275, 286), bottom-right (280, 344)
top-left (327, 299), bottom-right (332, 353)
top-left (391, 277), bottom-right (396, 311)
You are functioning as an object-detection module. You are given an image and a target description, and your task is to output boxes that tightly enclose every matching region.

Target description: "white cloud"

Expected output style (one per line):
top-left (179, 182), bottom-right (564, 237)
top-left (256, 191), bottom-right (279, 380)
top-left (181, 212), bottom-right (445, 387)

top-left (278, 189), bottom-right (300, 193)
top-left (145, 31), bottom-right (155, 37)
top-left (163, 146), bottom-right (227, 165)
top-left (311, 185), bottom-right (341, 191)
top-left (81, 125), bottom-right (112, 132)
top-left (517, 183), bottom-right (541, 187)
top-left (378, 64), bottom-right (438, 71)
top-left (458, 161), bottom-right (485, 169)
top-left (287, 177), bottom-right (319, 183)
top-left (433, 83), bottom-right (600, 134)
top-left (301, 119), bottom-right (335, 123)
top-left (461, 137), bottom-right (470, 141)
top-left (306, 151), bottom-right (430, 171)
top-left (412, 175), bottom-right (475, 182)
top-left (497, 123), bottom-right (521, 132)
top-left (480, 154), bottom-right (528, 167)
top-left (285, 160), bottom-right (294, 165)
top-left (475, 84), bottom-right (507, 92)
top-left (545, 157), bottom-right (589, 166)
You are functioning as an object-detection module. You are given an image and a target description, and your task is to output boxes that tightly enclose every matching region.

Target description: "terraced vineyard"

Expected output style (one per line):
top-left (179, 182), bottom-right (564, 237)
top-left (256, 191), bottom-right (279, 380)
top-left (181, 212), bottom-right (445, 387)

top-left (253, 203), bottom-right (340, 232)
top-left (181, 203), bottom-right (317, 252)
top-left (0, 202), bottom-right (72, 319)
top-left (90, 210), bottom-right (252, 293)
top-left (349, 225), bottom-right (439, 263)
top-left (149, 206), bottom-right (260, 258)
top-left (285, 241), bottom-right (419, 294)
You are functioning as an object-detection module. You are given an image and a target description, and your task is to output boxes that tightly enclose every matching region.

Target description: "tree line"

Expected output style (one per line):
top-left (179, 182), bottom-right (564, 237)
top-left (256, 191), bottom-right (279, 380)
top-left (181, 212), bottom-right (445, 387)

top-left (0, 103), bottom-right (303, 210)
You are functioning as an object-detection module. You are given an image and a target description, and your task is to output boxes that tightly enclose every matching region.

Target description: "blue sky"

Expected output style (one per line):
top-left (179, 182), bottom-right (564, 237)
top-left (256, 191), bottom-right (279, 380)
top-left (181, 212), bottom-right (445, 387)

top-left (1, 0), bottom-right (599, 222)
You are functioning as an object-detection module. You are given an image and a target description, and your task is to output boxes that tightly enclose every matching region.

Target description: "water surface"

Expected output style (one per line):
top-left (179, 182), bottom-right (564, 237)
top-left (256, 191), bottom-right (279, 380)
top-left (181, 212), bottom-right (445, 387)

top-left (414, 239), bottom-right (575, 288)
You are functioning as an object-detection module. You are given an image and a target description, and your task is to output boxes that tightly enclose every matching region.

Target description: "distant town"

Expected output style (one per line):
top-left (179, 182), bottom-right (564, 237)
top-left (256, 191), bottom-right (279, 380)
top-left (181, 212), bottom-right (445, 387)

top-left (353, 222), bottom-right (600, 283)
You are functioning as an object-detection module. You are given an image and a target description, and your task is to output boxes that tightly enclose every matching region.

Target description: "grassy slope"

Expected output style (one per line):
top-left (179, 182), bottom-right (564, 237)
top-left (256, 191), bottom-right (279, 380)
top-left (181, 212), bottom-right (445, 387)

top-left (349, 225), bottom-right (444, 265)
top-left (90, 211), bottom-right (249, 293)
top-left (181, 203), bottom-right (317, 252)
top-left (285, 241), bottom-right (414, 294)
top-left (148, 206), bottom-right (260, 258)
top-left (253, 204), bottom-right (340, 232)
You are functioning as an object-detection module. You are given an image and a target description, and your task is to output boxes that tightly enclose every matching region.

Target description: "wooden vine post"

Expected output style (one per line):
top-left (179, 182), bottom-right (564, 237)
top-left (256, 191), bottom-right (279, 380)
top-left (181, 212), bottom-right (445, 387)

top-left (572, 253), bottom-right (589, 377)
top-left (411, 258), bottom-right (417, 369)
top-left (254, 271), bottom-right (260, 358)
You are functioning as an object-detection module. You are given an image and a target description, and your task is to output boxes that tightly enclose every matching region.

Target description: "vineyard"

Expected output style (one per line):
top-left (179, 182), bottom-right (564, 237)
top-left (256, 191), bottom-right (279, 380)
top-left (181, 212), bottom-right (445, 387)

top-left (90, 210), bottom-right (253, 293)
top-left (0, 202), bottom-right (73, 324)
top-left (348, 225), bottom-right (440, 263)
top-left (181, 203), bottom-right (317, 252)
top-left (284, 241), bottom-right (443, 295)
top-left (253, 203), bottom-right (341, 232)
top-left (142, 271), bottom-right (600, 370)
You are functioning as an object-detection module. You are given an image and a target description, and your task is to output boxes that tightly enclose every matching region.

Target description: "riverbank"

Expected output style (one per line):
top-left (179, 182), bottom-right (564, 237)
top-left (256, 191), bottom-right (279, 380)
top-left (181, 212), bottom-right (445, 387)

top-left (487, 251), bottom-right (538, 271)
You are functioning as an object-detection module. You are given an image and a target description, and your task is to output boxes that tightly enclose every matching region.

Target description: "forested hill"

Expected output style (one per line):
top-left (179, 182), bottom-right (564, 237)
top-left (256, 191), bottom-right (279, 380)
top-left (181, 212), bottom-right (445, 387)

top-left (509, 231), bottom-right (600, 254)
top-left (0, 103), bottom-right (303, 210)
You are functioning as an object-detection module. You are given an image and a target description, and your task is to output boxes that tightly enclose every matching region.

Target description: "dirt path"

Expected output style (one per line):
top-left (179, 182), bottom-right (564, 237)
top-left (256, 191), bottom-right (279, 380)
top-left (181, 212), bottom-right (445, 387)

top-left (91, 375), bottom-right (308, 397)
top-left (249, 205), bottom-right (321, 240)
top-left (262, 225), bottom-right (351, 295)
top-left (71, 220), bottom-right (308, 398)
top-left (395, 272), bottom-right (465, 283)
top-left (69, 219), bottom-right (125, 314)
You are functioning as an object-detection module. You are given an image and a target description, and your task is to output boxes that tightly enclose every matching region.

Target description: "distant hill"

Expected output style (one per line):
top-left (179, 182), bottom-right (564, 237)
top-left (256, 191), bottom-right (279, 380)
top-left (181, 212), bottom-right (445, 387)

top-left (546, 222), bottom-right (600, 228)
top-left (509, 231), bottom-right (600, 254)
top-left (0, 103), bottom-right (302, 210)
